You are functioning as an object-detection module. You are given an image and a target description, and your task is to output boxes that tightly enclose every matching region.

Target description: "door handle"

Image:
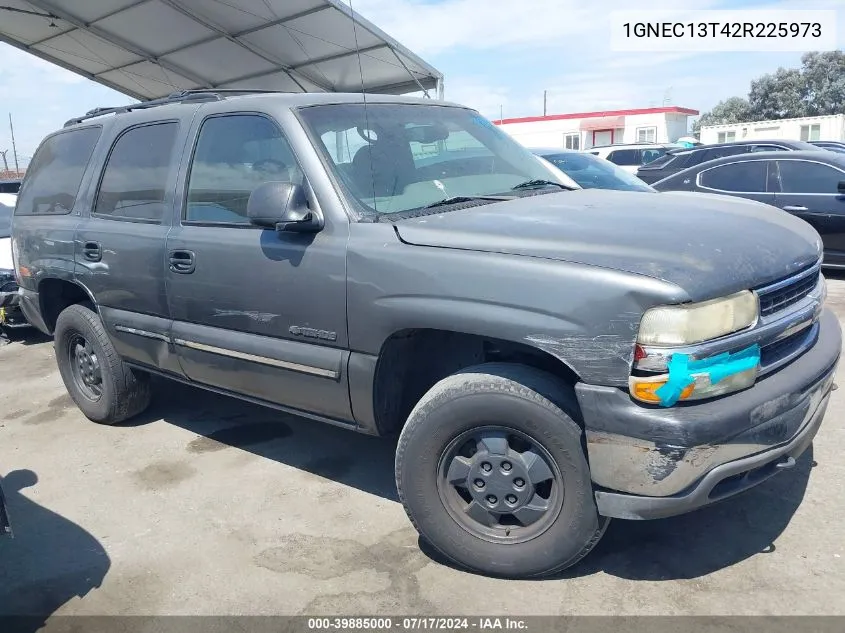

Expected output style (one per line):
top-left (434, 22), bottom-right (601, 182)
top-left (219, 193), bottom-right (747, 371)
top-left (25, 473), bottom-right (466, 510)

top-left (82, 241), bottom-right (102, 262)
top-left (782, 205), bottom-right (808, 212)
top-left (168, 250), bottom-right (195, 274)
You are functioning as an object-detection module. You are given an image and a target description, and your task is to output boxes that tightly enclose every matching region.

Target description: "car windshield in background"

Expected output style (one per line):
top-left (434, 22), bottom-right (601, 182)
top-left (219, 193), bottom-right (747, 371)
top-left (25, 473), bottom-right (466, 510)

top-left (538, 152), bottom-right (654, 192)
top-left (297, 103), bottom-right (578, 216)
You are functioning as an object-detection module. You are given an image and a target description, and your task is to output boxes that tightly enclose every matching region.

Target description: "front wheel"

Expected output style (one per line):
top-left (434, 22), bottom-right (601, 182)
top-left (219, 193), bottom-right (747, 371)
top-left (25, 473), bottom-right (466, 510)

top-left (54, 303), bottom-right (151, 425)
top-left (395, 363), bottom-right (608, 578)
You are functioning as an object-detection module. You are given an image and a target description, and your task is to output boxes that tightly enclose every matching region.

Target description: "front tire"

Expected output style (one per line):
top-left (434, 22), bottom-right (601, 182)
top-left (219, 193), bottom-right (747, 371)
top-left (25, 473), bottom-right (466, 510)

top-left (395, 363), bottom-right (608, 578)
top-left (54, 303), bottom-right (151, 425)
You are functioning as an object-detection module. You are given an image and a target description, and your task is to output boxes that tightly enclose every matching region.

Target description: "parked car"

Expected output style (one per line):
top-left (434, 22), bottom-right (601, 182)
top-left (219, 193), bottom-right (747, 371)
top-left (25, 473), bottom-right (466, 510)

top-left (636, 139), bottom-right (822, 184)
top-left (809, 141), bottom-right (845, 154)
top-left (528, 148), bottom-right (654, 191)
top-left (586, 143), bottom-right (674, 173)
top-left (12, 90), bottom-right (840, 579)
top-left (652, 150), bottom-right (845, 268)
top-left (0, 193), bottom-right (28, 331)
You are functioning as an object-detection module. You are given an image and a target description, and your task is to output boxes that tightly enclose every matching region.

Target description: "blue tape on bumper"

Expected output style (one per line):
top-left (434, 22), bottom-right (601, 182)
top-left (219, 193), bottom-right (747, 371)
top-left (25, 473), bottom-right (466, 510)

top-left (654, 343), bottom-right (761, 407)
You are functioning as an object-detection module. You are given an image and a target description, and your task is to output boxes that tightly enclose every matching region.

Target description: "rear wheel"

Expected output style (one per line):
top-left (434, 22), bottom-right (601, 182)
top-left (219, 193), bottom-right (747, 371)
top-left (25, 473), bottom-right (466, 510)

top-left (395, 362), bottom-right (608, 578)
top-left (54, 303), bottom-right (151, 424)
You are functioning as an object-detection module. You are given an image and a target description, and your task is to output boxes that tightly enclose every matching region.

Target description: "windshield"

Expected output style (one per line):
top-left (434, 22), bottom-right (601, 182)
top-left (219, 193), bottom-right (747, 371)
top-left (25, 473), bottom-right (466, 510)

top-left (297, 103), bottom-right (579, 216)
top-left (538, 152), bottom-right (654, 192)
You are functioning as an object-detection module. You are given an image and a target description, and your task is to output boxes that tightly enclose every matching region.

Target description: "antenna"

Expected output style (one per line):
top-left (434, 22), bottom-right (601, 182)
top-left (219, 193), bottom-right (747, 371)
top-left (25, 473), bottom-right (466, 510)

top-left (9, 114), bottom-right (19, 175)
top-left (346, 0), bottom-right (378, 216)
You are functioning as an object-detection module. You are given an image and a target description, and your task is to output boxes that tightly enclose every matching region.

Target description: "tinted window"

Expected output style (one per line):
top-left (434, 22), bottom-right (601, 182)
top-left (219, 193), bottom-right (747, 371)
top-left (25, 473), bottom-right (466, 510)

top-left (694, 146), bottom-right (748, 165)
top-left (94, 122), bottom-right (179, 221)
top-left (778, 160), bottom-right (845, 194)
top-left (641, 148), bottom-right (667, 165)
top-left (14, 127), bottom-right (101, 216)
top-left (750, 144), bottom-right (787, 152)
top-left (0, 182), bottom-right (21, 194)
top-left (0, 203), bottom-right (12, 238)
top-left (699, 160), bottom-right (768, 192)
top-left (606, 149), bottom-right (641, 166)
top-left (639, 153), bottom-right (675, 170)
top-left (186, 115), bottom-right (303, 224)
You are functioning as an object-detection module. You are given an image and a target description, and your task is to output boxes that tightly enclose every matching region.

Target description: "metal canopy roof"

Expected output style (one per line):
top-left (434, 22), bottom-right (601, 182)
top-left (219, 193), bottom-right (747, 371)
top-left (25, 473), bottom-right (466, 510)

top-left (0, 0), bottom-right (443, 100)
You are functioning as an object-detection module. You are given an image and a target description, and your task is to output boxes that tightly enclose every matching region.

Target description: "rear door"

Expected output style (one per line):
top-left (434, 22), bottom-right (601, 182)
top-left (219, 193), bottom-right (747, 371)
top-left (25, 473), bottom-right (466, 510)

top-left (694, 159), bottom-right (775, 206)
top-left (74, 114), bottom-right (193, 375)
top-left (773, 158), bottom-right (845, 265)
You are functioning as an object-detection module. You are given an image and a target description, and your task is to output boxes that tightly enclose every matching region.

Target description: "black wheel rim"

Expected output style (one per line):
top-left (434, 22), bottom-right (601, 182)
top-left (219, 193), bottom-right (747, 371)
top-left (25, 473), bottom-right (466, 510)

top-left (67, 333), bottom-right (103, 401)
top-left (436, 426), bottom-right (564, 544)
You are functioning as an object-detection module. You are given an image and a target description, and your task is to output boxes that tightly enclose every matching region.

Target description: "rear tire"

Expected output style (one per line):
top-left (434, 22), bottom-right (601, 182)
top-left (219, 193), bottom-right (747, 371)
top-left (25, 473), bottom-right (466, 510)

top-left (395, 362), bottom-right (608, 578)
top-left (54, 303), bottom-right (151, 425)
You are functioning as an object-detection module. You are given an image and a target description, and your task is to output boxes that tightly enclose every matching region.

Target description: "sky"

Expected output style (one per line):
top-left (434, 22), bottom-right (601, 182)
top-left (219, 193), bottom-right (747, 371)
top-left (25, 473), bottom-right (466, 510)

top-left (0, 0), bottom-right (843, 167)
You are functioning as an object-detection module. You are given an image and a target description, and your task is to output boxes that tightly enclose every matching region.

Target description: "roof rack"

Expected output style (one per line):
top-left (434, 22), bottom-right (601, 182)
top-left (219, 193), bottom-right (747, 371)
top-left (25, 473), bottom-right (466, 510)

top-left (63, 89), bottom-right (279, 127)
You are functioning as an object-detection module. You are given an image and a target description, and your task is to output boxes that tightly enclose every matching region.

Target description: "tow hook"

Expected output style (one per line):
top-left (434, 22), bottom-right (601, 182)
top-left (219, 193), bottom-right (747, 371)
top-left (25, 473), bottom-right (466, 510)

top-left (776, 456), bottom-right (796, 470)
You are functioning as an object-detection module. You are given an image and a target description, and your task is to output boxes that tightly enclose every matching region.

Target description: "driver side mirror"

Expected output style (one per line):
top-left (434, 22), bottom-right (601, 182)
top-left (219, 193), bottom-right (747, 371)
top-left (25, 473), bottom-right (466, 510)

top-left (247, 182), bottom-right (323, 233)
top-left (838, 180), bottom-right (845, 194)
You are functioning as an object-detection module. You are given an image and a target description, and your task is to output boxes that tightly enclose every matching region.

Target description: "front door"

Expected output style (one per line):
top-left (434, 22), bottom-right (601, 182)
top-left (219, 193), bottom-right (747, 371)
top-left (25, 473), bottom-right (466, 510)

top-left (774, 158), bottom-right (845, 266)
top-left (74, 119), bottom-right (186, 375)
top-left (165, 112), bottom-right (352, 422)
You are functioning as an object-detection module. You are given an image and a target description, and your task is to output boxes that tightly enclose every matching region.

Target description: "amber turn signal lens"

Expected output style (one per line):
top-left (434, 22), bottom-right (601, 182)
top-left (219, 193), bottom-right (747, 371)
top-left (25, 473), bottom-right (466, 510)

top-left (630, 378), bottom-right (694, 404)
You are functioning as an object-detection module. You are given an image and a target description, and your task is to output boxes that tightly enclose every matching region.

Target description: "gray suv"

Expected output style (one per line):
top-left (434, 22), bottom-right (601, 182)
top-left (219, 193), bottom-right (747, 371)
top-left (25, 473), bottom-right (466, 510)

top-left (10, 90), bottom-right (840, 579)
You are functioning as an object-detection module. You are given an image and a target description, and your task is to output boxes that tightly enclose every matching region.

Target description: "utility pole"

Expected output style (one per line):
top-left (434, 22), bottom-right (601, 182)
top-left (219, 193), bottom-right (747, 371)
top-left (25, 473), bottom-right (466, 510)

top-left (543, 90), bottom-right (547, 116)
top-left (499, 104), bottom-right (503, 122)
top-left (0, 149), bottom-right (8, 173)
top-left (9, 114), bottom-right (20, 175)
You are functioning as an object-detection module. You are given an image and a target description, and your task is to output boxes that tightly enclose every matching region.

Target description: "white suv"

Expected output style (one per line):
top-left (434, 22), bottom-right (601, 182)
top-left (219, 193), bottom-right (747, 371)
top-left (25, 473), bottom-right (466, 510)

top-left (587, 143), bottom-right (676, 174)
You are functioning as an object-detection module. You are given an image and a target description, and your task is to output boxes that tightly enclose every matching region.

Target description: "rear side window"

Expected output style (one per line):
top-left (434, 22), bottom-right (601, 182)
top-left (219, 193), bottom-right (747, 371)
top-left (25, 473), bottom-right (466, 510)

top-left (0, 203), bottom-right (12, 238)
top-left (14, 127), bottom-right (101, 216)
top-left (694, 146), bottom-right (748, 165)
top-left (606, 149), bottom-right (641, 166)
top-left (777, 160), bottom-right (845, 194)
top-left (699, 161), bottom-right (768, 192)
top-left (94, 122), bottom-right (179, 222)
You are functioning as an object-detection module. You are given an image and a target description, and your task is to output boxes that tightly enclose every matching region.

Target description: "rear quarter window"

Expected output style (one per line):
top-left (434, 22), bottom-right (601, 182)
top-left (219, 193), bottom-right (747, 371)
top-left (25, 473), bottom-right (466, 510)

top-left (606, 149), bottom-right (641, 166)
top-left (14, 126), bottom-right (101, 216)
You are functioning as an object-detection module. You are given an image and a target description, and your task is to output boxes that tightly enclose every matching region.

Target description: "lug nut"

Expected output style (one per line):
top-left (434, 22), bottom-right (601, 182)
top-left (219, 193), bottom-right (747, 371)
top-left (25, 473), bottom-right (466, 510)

top-left (486, 495), bottom-right (497, 505)
top-left (501, 461), bottom-right (512, 472)
top-left (506, 495), bottom-right (517, 504)
top-left (481, 462), bottom-right (492, 472)
top-left (474, 479), bottom-right (485, 488)
top-left (514, 478), bottom-right (525, 488)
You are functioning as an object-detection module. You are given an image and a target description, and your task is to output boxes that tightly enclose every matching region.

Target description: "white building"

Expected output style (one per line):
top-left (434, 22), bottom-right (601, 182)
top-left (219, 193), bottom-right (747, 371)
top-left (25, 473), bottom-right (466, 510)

top-left (700, 114), bottom-right (845, 144)
top-left (493, 106), bottom-right (699, 150)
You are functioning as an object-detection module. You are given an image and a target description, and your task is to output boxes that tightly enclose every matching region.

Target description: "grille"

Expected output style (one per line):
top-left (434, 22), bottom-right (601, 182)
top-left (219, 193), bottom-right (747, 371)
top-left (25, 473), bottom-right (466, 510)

top-left (758, 272), bottom-right (819, 317)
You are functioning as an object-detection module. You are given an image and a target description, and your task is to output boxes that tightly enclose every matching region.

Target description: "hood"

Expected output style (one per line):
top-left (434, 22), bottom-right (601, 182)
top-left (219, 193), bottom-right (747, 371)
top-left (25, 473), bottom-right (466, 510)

top-left (392, 189), bottom-right (822, 302)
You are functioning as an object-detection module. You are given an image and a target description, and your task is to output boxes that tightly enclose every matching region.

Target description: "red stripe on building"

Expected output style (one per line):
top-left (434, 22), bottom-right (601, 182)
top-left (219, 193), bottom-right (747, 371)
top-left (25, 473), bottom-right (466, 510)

top-left (492, 106), bottom-right (700, 126)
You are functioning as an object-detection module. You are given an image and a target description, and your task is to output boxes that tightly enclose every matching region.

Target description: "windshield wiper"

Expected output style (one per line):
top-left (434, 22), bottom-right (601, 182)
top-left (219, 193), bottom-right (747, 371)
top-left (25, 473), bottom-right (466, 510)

top-left (511, 179), bottom-right (576, 191)
top-left (424, 195), bottom-right (513, 209)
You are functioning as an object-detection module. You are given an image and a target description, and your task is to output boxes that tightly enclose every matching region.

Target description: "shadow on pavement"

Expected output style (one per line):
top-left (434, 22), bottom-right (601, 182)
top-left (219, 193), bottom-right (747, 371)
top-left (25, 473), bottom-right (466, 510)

top-left (128, 376), bottom-right (400, 502)
top-left (0, 327), bottom-right (51, 347)
top-left (0, 470), bottom-right (110, 629)
top-left (132, 376), bottom-right (814, 581)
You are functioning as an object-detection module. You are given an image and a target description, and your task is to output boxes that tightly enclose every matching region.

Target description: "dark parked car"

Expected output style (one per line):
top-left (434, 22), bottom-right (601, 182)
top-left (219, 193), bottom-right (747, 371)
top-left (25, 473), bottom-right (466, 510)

top-left (0, 178), bottom-right (22, 194)
top-left (810, 141), bottom-right (845, 154)
top-left (528, 148), bottom-right (654, 191)
top-left (636, 139), bottom-right (822, 184)
top-left (652, 150), bottom-right (845, 268)
top-left (11, 90), bottom-right (840, 579)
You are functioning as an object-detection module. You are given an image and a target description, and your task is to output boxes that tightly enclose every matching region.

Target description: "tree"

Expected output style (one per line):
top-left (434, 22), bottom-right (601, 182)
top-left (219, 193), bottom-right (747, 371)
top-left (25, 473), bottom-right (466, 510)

top-left (694, 50), bottom-right (845, 136)
top-left (692, 96), bottom-right (752, 135)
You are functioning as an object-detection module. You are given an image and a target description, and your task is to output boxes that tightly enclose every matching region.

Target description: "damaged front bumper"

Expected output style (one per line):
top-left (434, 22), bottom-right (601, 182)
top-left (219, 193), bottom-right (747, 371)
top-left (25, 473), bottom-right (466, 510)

top-left (575, 307), bottom-right (841, 520)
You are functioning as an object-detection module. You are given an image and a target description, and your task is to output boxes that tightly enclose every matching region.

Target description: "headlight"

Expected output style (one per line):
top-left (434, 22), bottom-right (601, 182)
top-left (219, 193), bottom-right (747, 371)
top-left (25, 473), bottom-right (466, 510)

top-left (637, 290), bottom-right (758, 347)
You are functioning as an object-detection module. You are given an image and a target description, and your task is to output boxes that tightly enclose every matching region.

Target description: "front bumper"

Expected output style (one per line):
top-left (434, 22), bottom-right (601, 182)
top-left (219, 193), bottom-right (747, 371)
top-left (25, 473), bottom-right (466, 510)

top-left (576, 307), bottom-right (841, 520)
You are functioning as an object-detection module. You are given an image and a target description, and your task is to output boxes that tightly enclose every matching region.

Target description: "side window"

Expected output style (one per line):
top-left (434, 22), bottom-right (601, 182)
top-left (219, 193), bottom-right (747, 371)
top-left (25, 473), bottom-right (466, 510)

top-left (696, 146), bottom-right (747, 165)
top-left (606, 149), bottom-right (640, 166)
top-left (641, 148), bottom-right (666, 165)
top-left (778, 160), bottom-right (845, 194)
top-left (186, 114), bottom-right (303, 225)
top-left (94, 122), bottom-right (179, 222)
top-left (699, 161), bottom-right (767, 192)
top-left (14, 127), bottom-right (101, 216)
top-left (750, 144), bottom-right (787, 153)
